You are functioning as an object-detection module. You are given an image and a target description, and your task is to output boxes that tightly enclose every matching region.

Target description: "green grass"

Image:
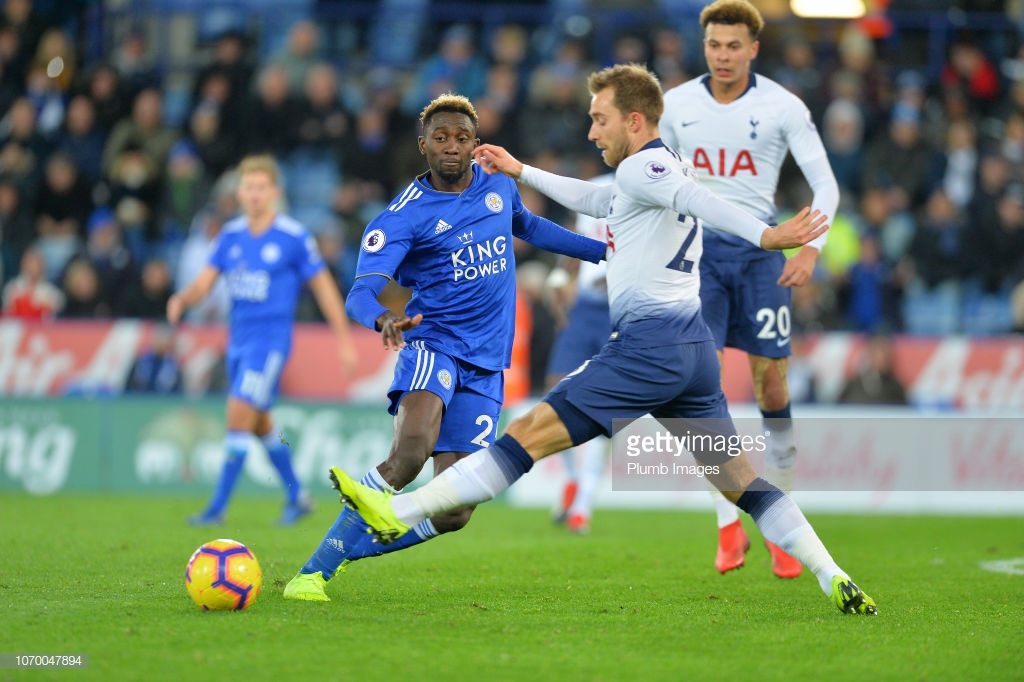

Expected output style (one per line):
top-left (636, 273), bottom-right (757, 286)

top-left (1, 495), bottom-right (1022, 682)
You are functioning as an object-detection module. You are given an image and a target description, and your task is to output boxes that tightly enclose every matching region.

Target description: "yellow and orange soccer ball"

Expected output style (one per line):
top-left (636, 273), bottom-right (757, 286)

top-left (185, 539), bottom-right (262, 610)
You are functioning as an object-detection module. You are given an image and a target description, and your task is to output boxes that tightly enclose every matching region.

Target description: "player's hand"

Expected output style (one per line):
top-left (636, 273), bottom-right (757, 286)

top-left (167, 294), bottom-right (184, 324)
top-left (761, 208), bottom-right (828, 251)
top-left (778, 246), bottom-right (819, 288)
top-left (376, 311), bottom-right (423, 351)
top-left (336, 340), bottom-right (359, 377)
top-left (472, 144), bottom-right (523, 179)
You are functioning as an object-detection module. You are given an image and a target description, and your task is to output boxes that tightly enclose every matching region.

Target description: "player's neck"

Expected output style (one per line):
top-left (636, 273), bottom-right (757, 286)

top-left (425, 170), bottom-right (472, 194)
top-left (246, 211), bottom-right (275, 234)
top-left (710, 73), bottom-right (750, 104)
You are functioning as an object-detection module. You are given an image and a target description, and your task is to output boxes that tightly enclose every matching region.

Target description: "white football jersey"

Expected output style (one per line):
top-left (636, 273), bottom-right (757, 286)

top-left (660, 73), bottom-right (829, 228)
top-left (575, 173), bottom-right (612, 293)
top-left (521, 141), bottom-right (767, 337)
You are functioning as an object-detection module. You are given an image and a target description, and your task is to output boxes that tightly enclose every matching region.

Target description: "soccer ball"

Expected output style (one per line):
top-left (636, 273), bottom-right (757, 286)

top-left (185, 539), bottom-right (262, 610)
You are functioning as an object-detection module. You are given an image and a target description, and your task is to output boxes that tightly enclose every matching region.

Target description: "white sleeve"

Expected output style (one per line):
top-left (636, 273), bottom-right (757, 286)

top-left (795, 154), bottom-right (839, 251)
top-left (519, 165), bottom-right (613, 218)
top-left (673, 179), bottom-right (768, 246)
top-left (784, 101), bottom-right (839, 251)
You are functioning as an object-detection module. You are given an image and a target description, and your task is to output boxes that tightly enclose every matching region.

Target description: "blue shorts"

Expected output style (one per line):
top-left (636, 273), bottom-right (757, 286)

top-left (547, 294), bottom-right (611, 377)
top-left (699, 250), bottom-right (792, 358)
top-left (546, 336), bottom-right (736, 463)
top-left (227, 341), bottom-right (290, 411)
top-left (388, 341), bottom-right (503, 454)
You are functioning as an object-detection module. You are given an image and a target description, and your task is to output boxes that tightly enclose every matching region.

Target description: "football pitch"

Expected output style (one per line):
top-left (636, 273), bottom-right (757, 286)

top-left (2, 494), bottom-right (1022, 682)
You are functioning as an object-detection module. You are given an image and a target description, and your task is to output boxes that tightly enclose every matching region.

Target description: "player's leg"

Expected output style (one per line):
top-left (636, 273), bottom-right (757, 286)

top-left (189, 397), bottom-right (258, 524)
top-left (696, 258), bottom-right (749, 571)
top-left (336, 379), bottom-right (503, 564)
top-left (707, 455), bottom-right (876, 614)
top-left (739, 251), bottom-right (802, 576)
top-left (254, 410), bottom-right (314, 526)
top-left (749, 353), bottom-right (802, 577)
top-left (565, 436), bottom-right (607, 534)
top-left (546, 296), bottom-right (609, 525)
top-left (676, 347), bottom-right (874, 615)
top-left (332, 344), bottom-right (668, 542)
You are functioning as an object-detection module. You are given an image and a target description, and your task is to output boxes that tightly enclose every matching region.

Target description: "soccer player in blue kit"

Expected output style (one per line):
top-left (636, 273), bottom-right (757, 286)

top-left (328, 66), bottom-right (877, 615)
top-left (283, 94), bottom-right (607, 601)
top-left (167, 154), bottom-right (358, 526)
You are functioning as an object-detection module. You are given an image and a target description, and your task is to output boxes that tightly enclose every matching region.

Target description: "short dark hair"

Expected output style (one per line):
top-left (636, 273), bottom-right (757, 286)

top-left (700, 0), bottom-right (764, 41)
top-left (587, 63), bottom-right (663, 126)
top-left (419, 93), bottom-right (478, 132)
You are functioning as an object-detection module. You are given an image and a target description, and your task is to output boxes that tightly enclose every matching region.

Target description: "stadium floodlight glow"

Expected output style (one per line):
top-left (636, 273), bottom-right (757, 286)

top-left (790, 0), bottom-right (866, 18)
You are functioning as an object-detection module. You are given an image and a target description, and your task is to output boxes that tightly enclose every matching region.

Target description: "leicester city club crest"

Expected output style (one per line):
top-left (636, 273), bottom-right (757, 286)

top-left (437, 369), bottom-right (453, 390)
top-left (485, 192), bottom-right (503, 213)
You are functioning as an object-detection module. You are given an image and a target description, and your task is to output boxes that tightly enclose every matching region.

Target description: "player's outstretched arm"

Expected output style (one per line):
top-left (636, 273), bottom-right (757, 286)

top-left (760, 207), bottom-right (828, 251)
top-left (167, 265), bottom-right (219, 324)
top-left (307, 269), bottom-right (359, 375)
top-left (473, 143), bottom-right (523, 178)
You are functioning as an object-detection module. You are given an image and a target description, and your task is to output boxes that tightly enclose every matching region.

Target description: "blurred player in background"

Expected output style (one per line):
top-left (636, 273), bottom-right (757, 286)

top-left (167, 154), bottom-right (358, 526)
top-left (329, 64), bottom-right (875, 615)
top-left (660, 0), bottom-right (839, 578)
top-left (283, 94), bottom-right (607, 601)
top-left (547, 174), bottom-right (613, 535)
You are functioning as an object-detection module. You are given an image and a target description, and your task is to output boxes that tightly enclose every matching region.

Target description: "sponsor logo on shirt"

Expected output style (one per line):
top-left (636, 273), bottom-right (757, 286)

top-left (450, 235), bottom-right (508, 282)
top-left (435, 219), bottom-right (454, 235)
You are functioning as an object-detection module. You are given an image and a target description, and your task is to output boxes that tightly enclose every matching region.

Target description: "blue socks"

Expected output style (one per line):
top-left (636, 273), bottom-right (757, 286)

top-left (302, 468), bottom-right (439, 580)
top-left (204, 430), bottom-right (250, 516)
top-left (262, 431), bottom-right (301, 505)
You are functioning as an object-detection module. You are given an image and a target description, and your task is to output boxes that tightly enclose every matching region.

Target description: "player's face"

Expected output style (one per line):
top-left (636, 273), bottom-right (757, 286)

top-left (703, 23), bottom-right (759, 89)
top-left (237, 170), bottom-right (280, 221)
top-left (419, 112), bottom-right (479, 190)
top-left (588, 87), bottom-right (630, 168)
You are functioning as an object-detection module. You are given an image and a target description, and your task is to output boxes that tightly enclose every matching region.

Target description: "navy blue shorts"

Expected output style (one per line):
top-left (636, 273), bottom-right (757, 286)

top-left (545, 337), bottom-right (734, 459)
top-left (388, 341), bottom-right (503, 454)
top-left (699, 250), bottom-right (792, 358)
top-left (546, 295), bottom-right (611, 377)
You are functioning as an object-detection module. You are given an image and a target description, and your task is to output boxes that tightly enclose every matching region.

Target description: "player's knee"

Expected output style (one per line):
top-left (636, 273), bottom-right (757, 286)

top-left (431, 505), bottom-right (475, 534)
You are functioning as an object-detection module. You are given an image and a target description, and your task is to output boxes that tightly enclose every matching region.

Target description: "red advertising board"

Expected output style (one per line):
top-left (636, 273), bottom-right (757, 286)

top-left (2, 320), bottom-right (1024, 408)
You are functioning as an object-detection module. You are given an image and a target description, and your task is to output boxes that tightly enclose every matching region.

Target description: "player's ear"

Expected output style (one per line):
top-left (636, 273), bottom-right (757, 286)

top-left (417, 136), bottom-right (426, 155)
top-left (751, 39), bottom-right (760, 59)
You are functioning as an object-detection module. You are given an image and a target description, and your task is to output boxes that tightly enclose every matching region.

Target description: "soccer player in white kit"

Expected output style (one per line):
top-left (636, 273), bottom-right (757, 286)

top-left (327, 64), bottom-right (876, 615)
top-left (660, 0), bottom-right (840, 578)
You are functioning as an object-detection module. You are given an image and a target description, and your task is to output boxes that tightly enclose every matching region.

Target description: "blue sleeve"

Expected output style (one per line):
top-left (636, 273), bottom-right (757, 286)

top-left (298, 231), bottom-right (326, 281)
top-left (512, 208), bottom-right (606, 263)
top-left (345, 274), bottom-right (390, 330)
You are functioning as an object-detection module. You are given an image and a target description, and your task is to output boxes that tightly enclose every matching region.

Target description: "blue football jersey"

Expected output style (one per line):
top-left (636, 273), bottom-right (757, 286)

top-left (355, 165), bottom-right (535, 371)
top-left (208, 214), bottom-right (325, 347)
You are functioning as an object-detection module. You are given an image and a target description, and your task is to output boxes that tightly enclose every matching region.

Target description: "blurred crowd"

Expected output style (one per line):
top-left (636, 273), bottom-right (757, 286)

top-left (1, 0), bottom-right (1023, 352)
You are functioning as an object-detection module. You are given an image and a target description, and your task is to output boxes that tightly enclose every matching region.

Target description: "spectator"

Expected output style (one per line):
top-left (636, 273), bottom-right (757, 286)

top-left (106, 142), bottom-right (161, 251)
top-left (126, 323), bottom-right (183, 394)
top-left (837, 334), bottom-right (909, 405)
top-left (941, 38), bottom-right (1002, 117)
top-left (402, 24), bottom-right (488, 115)
top-left (0, 174), bottom-right (34, 281)
top-left (822, 98), bottom-right (865, 197)
top-left (191, 29), bottom-right (253, 125)
top-left (2, 245), bottom-right (63, 317)
top-left (271, 20), bottom-right (322, 95)
top-left (59, 257), bottom-right (107, 318)
top-left (175, 206), bottom-right (231, 324)
top-left (159, 140), bottom-right (212, 238)
top-left (79, 62), bottom-right (130, 135)
top-left (110, 29), bottom-right (160, 100)
top-left (122, 256), bottom-right (174, 319)
top-left (241, 63), bottom-right (297, 157)
top-left (862, 103), bottom-right (936, 212)
top-left (101, 87), bottom-right (179, 181)
top-left (33, 151), bottom-right (93, 241)
top-left (185, 100), bottom-right (238, 179)
top-left (55, 94), bottom-right (105, 184)
top-left (71, 206), bottom-right (138, 315)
